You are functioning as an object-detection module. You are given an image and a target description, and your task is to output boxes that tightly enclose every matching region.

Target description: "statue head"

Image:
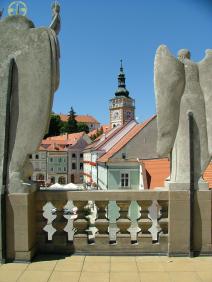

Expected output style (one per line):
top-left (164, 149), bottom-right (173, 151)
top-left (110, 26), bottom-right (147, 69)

top-left (178, 49), bottom-right (191, 61)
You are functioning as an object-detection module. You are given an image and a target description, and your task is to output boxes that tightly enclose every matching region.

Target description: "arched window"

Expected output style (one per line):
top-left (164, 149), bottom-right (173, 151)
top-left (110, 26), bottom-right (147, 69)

top-left (58, 176), bottom-right (66, 185)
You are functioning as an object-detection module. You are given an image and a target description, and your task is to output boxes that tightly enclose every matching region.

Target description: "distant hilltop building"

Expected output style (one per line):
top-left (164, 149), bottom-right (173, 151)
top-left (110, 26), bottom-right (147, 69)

top-left (60, 114), bottom-right (100, 132)
top-left (109, 61), bottom-right (135, 128)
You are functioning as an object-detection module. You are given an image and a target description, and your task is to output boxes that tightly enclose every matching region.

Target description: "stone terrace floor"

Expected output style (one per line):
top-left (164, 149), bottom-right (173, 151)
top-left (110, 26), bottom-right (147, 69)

top-left (1, 255), bottom-right (212, 282)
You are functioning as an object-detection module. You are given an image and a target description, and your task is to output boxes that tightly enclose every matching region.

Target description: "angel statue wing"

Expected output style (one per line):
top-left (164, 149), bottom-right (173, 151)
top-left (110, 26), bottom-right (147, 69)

top-left (154, 45), bottom-right (185, 157)
top-left (198, 50), bottom-right (212, 156)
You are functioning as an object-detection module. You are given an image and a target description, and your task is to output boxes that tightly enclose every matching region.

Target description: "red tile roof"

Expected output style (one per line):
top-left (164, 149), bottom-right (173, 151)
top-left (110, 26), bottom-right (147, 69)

top-left (142, 159), bottom-right (212, 189)
top-left (203, 162), bottom-right (212, 188)
top-left (60, 114), bottom-right (100, 124)
top-left (142, 158), bottom-right (170, 189)
top-left (43, 132), bottom-right (85, 145)
top-left (39, 143), bottom-right (67, 152)
top-left (97, 116), bottom-right (156, 163)
top-left (40, 132), bottom-right (86, 151)
top-left (88, 124), bottom-right (110, 138)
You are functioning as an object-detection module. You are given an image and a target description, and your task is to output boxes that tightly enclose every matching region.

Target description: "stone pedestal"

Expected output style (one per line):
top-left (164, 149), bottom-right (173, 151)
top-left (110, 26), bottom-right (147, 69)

top-left (193, 191), bottom-right (212, 253)
top-left (6, 190), bottom-right (37, 261)
top-left (168, 189), bottom-right (212, 256)
top-left (168, 191), bottom-right (190, 256)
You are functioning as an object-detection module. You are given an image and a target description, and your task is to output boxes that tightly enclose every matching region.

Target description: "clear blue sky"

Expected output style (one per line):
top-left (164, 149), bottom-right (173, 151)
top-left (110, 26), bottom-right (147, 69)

top-left (1, 0), bottom-right (212, 125)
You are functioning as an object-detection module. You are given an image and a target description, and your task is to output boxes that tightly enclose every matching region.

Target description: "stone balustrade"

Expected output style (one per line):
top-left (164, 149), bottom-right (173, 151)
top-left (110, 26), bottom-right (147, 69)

top-left (36, 190), bottom-right (169, 255)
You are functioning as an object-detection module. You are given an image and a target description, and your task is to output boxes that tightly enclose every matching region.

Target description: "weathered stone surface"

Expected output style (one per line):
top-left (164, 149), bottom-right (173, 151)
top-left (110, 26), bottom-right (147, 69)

top-left (0, 5), bottom-right (60, 261)
top-left (154, 45), bottom-right (212, 190)
top-left (0, 14), bottom-right (60, 193)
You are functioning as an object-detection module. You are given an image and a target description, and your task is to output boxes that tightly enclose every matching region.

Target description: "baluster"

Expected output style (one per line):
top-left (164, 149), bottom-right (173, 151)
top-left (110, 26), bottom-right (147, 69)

top-left (127, 201), bottom-right (141, 244)
top-left (63, 201), bottom-right (78, 242)
top-left (84, 201), bottom-right (98, 244)
top-left (148, 200), bottom-right (162, 243)
top-left (106, 201), bottom-right (120, 244)
top-left (43, 202), bottom-right (57, 241)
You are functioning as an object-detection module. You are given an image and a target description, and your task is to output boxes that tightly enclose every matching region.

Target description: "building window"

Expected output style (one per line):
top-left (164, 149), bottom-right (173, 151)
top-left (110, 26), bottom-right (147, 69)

top-left (80, 153), bottom-right (83, 158)
top-left (29, 154), bottom-right (32, 159)
top-left (50, 177), bottom-right (55, 184)
top-left (72, 153), bottom-right (76, 158)
top-left (122, 153), bottom-right (126, 159)
top-left (50, 158), bottom-right (53, 162)
top-left (42, 153), bottom-right (46, 159)
top-left (72, 163), bottom-right (76, 170)
top-left (50, 167), bottom-right (54, 172)
top-left (64, 167), bottom-right (66, 172)
top-left (35, 154), bottom-right (39, 159)
top-left (58, 157), bottom-right (62, 163)
top-left (121, 173), bottom-right (129, 187)
top-left (80, 163), bottom-right (83, 170)
top-left (58, 176), bottom-right (66, 185)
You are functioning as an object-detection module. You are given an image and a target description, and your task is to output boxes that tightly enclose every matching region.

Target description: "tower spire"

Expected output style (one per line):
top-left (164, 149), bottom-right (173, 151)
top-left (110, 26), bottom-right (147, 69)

top-left (115, 60), bottom-right (129, 97)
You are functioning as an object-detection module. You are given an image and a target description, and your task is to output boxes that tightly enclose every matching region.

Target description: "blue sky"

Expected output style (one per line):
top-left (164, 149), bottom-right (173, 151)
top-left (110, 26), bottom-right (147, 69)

top-left (1, 0), bottom-right (212, 125)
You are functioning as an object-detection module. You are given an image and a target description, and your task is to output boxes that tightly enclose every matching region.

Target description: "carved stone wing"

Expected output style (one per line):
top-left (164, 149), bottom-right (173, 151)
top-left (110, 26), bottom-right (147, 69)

top-left (198, 50), bottom-right (212, 156)
top-left (154, 45), bottom-right (185, 156)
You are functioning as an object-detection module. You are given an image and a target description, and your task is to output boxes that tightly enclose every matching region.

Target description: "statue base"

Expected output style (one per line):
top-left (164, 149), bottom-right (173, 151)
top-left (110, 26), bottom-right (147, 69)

top-left (168, 179), bottom-right (209, 191)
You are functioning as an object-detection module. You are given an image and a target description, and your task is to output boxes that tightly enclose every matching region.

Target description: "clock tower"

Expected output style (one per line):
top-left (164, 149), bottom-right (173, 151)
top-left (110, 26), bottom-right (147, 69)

top-left (109, 61), bottom-right (135, 128)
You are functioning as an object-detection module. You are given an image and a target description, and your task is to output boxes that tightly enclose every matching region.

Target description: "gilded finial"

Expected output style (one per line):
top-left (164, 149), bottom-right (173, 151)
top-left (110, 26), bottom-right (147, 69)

top-left (8, 1), bottom-right (27, 16)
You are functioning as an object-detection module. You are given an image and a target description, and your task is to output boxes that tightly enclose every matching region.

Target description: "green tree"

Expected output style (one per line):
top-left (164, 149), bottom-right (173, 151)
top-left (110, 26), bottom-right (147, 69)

top-left (77, 123), bottom-right (89, 133)
top-left (44, 114), bottom-right (62, 138)
top-left (66, 107), bottom-right (78, 133)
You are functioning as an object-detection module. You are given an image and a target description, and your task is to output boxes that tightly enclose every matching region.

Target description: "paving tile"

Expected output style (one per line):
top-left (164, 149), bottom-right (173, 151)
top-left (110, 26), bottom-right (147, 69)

top-left (196, 272), bottom-right (212, 282)
top-left (168, 272), bottom-right (201, 282)
top-left (84, 256), bottom-right (110, 263)
top-left (136, 256), bottom-right (161, 262)
top-left (110, 272), bottom-right (140, 282)
top-left (193, 261), bottom-right (212, 272)
top-left (82, 262), bottom-right (110, 272)
top-left (160, 256), bottom-right (194, 263)
top-left (0, 263), bottom-right (28, 271)
top-left (162, 261), bottom-right (195, 272)
top-left (110, 262), bottom-right (138, 272)
top-left (79, 272), bottom-right (109, 282)
top-left (18, 270), bottom-right (52, 282)
top-left (27, 260), bottom-right (57, 271)
top-left (55, 261), bottom-right (83, 272)
top-left (137, 261), bottom-right (165, 272)
top-left (63, 256), bottom-right (85, 262)
top-left (49, 271), bottom-right (81, 282)
top-left (139, 272), bottom-right (171, 282)
top-left (111, 256), bottom-right (136, 262)
top-left (0, 270), bottom-right (23, 282)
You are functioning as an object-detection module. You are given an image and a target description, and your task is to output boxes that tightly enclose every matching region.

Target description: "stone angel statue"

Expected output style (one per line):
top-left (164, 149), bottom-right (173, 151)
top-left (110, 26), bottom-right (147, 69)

top-left (154, 45), bottom-right (212, 190)
top-left (0, 3), bottom-right (61, 193)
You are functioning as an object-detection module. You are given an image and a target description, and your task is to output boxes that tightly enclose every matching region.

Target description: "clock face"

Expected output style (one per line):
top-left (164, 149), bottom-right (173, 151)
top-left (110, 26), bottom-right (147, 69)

top-left (112, 110), bottom-right (120, 120)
